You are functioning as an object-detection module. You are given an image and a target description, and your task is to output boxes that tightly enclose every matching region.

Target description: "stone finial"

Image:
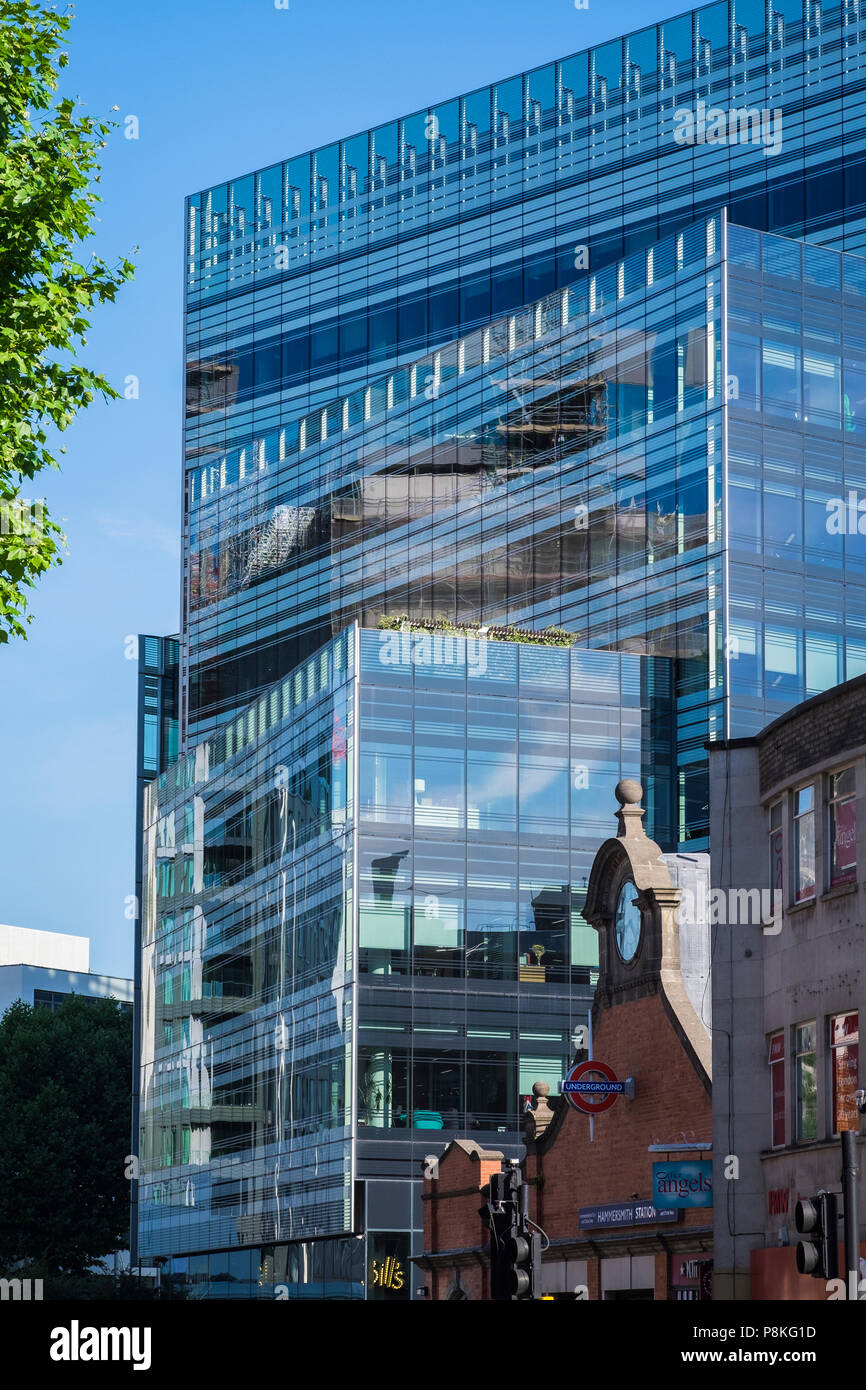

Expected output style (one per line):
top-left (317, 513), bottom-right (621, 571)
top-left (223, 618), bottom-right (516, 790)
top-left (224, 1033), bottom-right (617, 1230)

top-left (614, 779), bottom-right (645, 840)
top-left (523, 1080), bottom-right (554, 1143)
top-left (615, 779), bottom-right (642, 805)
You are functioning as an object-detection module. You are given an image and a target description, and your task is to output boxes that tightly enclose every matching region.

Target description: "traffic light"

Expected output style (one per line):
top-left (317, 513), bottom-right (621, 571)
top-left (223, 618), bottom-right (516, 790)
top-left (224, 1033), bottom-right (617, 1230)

top-left (485, 1171), bottom-right (511, 1302)
top-left (486, 1164), bottom-right (542, 1300)
top-left (502, 1229), bottom-right (542, 1299)
top-left (795, 1192), bottom-right (839, 1280)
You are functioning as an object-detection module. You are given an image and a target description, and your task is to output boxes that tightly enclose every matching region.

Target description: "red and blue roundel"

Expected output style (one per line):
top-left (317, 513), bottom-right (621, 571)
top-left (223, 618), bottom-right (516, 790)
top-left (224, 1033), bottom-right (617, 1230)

top-left (560, 1060), bottom-right (624, 1114)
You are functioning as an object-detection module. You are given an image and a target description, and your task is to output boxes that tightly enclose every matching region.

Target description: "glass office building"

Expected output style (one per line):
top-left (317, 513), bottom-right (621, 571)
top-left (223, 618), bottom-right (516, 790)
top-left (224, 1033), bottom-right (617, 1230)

top-left (183, 0), bottom-right (866, 751)
top-left (185, 208), bottom-right (866, 847)
top-left (724, 221), bottom-right (866, 728)
top-left (140, 211), bottom-right (866, 1293)
top-left (138, 628), bottom-right (641, 1296)
top-left (137, 0), bottom-right (866, 1294)
top-left (133, 635), bottom-right (180, 1262)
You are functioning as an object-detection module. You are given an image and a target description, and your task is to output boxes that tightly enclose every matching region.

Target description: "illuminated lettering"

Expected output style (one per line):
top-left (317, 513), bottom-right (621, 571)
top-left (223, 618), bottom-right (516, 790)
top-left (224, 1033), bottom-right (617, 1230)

top-left (370, 1256), bottom-right (405, 1292)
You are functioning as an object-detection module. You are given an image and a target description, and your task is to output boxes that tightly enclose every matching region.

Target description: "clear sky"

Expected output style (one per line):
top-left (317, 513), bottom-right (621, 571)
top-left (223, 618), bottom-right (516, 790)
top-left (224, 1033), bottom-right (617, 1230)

top-left (0, 0), bottom-right (686, 979)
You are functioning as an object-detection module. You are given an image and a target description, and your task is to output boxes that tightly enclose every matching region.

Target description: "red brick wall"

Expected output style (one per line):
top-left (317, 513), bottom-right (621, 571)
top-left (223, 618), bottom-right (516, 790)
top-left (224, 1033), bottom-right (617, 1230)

top-left (422, 1146), bottom-right (495, 1300)
top-left (527, 993), bottom-right (711, 1235)
top-left (422, 992), bottom-right (712, 1299)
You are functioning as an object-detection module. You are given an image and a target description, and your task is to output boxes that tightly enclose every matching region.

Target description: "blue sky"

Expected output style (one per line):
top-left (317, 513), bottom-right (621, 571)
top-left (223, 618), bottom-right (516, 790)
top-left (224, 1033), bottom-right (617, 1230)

top-left (0, 0), bottom-right (681, 979)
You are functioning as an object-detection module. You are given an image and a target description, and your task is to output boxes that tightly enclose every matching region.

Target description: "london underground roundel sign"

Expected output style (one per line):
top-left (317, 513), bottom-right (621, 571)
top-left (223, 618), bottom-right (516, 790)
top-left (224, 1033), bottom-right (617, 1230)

top-left (560, 1060), bottom-right (624, 1114)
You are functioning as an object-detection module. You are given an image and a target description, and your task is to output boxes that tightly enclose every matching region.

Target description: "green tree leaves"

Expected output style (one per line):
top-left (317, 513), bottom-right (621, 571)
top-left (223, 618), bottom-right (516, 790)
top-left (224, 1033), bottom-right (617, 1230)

top-left (0, 2), bottom-right (134, 641)
top-left (0, 994), bottom-right (133, 1273)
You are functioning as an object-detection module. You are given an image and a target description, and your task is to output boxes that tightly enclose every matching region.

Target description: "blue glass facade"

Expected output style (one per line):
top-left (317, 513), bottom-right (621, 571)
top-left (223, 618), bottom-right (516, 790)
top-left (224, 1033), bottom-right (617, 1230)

top-left (725, 223), bottom-right (866, 729)
top-left (138, 0), bottom-right (866, 1296)
top-left (140, 630), bottom-right (356, 1259)
top-left (184, 211), bottom-right (866, 845)
top-left (138, 628), bottom-right (641, 1294)
top-left (187, 212), bottom-right (720, 841)
top-left (183, 0), bottom-right (866, 742)
top-left (133, 634), bottom-right (179, 1262)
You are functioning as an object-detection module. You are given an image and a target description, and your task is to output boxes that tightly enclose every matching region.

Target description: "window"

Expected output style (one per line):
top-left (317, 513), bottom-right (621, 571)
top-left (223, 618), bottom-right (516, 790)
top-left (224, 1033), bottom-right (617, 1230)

top-left (358, 1047), bottom-right (409, 1129)
top-left (413, 897), bottom-right (463, 978)
top-left (769, 1033), bottom-right (785, 1147)
top-left (794, 1022), bottom-right (818, 1141)
top-left (467, 1052), bottom-right (513, 1130)
top-left (518, 753), bottom-right (569, 836)
top-left (519, 1055), bottom-right (564, 1102)
top-left (793, 786), bottom-right (816, 902)
top-left (359, 845), bottom-right (411, 976)
top-left (830, 1012), bottom-right (859, 1134)
top-left (762, 341), bottom-right (801, 419)
top-left (412, 1050), bottom-right (463, 1129)
top-left (413, 754), bottom-right (465, 830)
top-left (803, 350), bottom-right (841, 427)
top-left (828, 767), bottom-right (856, 888)
top-left (360, 751), bottom-right (411, 823)
top-left (32, 989), bottom-right (130, 1014)
top-left (768, 801), bottom-right (784, 910)
top-left (467, 748), bottom-right (516, 831)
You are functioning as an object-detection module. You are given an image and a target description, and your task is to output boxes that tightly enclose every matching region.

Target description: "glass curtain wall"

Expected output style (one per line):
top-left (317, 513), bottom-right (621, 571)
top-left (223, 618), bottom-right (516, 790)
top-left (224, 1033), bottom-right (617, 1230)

top-left (185, 0), bottom-right (866, 462)
top-left (139, 626), bottom-right (643, 1276)
top-left (187, 214), bottom-right (720, 842)
top-left (356, 632), bottom-right (641, 1140)
top-left (139, 630), bottom-right (356, 1259)
top-left (724, 223), bottom-right (866, 733)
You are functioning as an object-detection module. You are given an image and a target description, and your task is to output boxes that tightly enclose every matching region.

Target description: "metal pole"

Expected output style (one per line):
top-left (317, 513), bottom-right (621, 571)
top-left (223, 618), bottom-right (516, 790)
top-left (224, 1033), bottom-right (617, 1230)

top-left (518, 1173), bottom-right (529, 1227)
top-left (841, 1130), bottom-right (860, 1300)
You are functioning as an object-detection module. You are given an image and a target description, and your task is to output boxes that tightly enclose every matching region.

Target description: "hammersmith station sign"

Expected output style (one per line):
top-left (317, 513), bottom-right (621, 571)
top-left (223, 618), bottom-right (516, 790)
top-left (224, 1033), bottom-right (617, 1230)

top-left (579, 1201), bottom-right (680, 1231)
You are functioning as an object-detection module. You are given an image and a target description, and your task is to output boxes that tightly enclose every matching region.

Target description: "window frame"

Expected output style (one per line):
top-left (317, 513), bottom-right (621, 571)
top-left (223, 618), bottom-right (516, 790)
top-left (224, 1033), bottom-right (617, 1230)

top-left (768, 799), bottom-right (784, 910)
top-left (793, 783), bottom-right (816, 903)
top-left (769, 1031), bottom-right (786, 1148)
top-left (794, 1020), bottom-right (818, 1142)
top-left (829, 1010), bottom-right (860, 1136)
top-left (827, 765), bottom-right (857, 890)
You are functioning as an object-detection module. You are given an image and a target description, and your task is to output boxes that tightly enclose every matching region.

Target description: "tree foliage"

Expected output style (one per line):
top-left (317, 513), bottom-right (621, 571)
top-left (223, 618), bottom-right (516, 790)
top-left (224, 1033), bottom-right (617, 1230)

top-left (0, 1), bottom-right (134, 641)
top-left (0, 994), bottom-right (133, 1273)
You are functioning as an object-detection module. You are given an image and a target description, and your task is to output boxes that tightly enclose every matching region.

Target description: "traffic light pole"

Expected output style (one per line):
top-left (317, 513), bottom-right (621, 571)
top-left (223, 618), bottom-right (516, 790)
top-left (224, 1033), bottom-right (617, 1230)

top-left (841, 1130), bottom-right (860, 1300)
top-left (795, 1192), bottom-right (838, 1282)
top-left (486, 1161), bottom-right (542, 1300)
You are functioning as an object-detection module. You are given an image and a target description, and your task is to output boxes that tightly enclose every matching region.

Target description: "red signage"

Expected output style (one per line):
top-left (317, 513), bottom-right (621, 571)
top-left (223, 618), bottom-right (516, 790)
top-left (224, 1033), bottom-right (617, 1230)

top-left (832, 799), bottom-right (857, 886)
top-left (671, 1258), bottom-right (713, 1300)
top-left (672, 1257), bottom-right (713, 1287)
top-left (561, 1060), bottom-right (623, 1114)
top-left (832, 1012), bottom-right (860, 1132)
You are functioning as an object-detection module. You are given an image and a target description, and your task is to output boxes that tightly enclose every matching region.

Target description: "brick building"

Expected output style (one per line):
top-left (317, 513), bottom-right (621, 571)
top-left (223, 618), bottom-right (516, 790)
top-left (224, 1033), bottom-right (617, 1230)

top-left (417, 781), bottom-right (714, 1300)
top-left (709, 675), bottom-right (866, 1299)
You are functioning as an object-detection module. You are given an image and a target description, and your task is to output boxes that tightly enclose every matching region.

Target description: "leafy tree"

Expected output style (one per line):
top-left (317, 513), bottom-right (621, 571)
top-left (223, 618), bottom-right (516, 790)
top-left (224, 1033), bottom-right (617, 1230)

top-left (0, 1), bottom-right (134, 642)
top-left (0, 994), bottom-right (133, 1273)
